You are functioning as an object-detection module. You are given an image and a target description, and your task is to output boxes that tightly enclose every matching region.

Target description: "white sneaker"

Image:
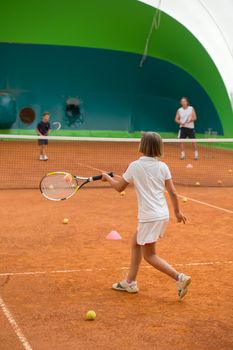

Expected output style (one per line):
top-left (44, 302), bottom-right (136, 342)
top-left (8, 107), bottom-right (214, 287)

top-left (194, 152), bottom-right (199, 160)
top-left (112, 279), bottom-right (139, 293)
top-left (176, 273), bottom-right (191, 300)
top-left (43, 155), bottom-right (48, 160)
top-left (39, 155), bottom-right (44, 161)
top-left (179, 152), bottom-right (185, 160)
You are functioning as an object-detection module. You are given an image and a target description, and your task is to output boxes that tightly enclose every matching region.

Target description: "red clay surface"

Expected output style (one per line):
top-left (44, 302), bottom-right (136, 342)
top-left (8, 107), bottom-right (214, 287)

top-left (0, 186), bottom-right (233, 349)
top-left (0, 140), bottom-right (232, 189)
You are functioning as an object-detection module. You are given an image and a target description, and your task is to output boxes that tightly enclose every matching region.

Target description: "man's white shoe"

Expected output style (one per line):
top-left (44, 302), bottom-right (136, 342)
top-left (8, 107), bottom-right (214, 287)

top-left (176, 273), bottom-right (191, 300)
top-left (39, 155), bottom-right (44, 161)
top-left (112, 280), bottom-right (139, 293)
top-left (179, 152), bottom-right (185, 160)
top-left (43, 155), bottom-right (48, 160)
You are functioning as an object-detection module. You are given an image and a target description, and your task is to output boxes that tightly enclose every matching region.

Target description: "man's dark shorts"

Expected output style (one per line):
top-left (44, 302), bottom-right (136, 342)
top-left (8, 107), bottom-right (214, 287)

top-left (179, 127), bottom-right (195, 139)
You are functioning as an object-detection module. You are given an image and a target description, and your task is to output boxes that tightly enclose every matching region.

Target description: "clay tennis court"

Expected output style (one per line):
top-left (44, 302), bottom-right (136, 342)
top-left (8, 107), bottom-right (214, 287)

top-left (0, 140), bottom-right (233, 349)
top-left (0, 139), bottom-right (233, 188)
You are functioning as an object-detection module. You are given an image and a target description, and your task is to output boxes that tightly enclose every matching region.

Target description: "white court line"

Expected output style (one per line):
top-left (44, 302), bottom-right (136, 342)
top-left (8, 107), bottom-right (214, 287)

top-left (71, 162), bottom-right (233, 214)
top-left (76, 162), bottom-right (122, 179)
top-left (178, 194), bottom-right (233, 214)
top-left (0, 261), bottom-right (232, 277)
top-left (176, 261), bottom-right (233, 266)
top-left (73, 167), bottom-right (233, 214)
top-left (0, 268), bottom-right (107, 277)
top-left (0, 296), bottom-right (33, 350)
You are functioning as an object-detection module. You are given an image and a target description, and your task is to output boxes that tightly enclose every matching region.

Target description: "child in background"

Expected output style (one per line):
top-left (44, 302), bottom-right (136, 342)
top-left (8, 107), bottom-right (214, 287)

top-left (102, 132), bottom-right (191, 300)
top-left (36, 112), bottom-right (51, 161)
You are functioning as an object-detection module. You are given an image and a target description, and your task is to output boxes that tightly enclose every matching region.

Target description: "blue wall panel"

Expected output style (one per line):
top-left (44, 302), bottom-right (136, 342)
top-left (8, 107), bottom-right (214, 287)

top-left (0, 43), bottom-right (223, 134)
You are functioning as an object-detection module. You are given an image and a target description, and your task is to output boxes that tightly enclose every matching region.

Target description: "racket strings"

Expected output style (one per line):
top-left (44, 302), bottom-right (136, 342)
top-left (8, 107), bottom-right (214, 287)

top-left (41, 174), bottom-right (77, 200)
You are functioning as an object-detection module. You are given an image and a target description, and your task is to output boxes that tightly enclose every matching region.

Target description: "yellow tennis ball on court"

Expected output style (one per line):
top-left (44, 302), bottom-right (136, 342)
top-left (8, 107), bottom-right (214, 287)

top-left (182, 197), bottom-right (188, 203)
top-left (120, 191), bottom-right (126, 196)
top-left (63, 218), bottom-right (69, 224)
top-left (195, 181), bottom-right (200, 186)
top-left (86, 310), bottom-right (96, 320)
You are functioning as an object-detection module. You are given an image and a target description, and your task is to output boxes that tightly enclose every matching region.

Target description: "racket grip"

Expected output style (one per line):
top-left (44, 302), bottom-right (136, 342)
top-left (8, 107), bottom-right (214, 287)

top-left (92, 172), bottom-right (114, 181)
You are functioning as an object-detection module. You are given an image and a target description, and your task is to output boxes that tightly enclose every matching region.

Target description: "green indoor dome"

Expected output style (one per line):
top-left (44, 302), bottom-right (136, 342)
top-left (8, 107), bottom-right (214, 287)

top-left (0, 0), bottom-right (232, 136)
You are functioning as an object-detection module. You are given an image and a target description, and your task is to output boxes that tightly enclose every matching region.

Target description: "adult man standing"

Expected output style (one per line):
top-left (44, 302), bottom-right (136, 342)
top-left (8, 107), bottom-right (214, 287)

top-left (175, 97), bottom-right (198, 160)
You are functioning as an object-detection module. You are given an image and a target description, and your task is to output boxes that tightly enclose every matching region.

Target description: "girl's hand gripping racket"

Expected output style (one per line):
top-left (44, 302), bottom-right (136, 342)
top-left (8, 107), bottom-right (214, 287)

top-left (40, 171), bottom-right (114, 201)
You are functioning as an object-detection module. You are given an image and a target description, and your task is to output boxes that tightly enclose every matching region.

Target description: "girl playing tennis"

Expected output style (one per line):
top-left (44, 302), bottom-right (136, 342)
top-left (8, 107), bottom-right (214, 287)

top-left (102, 132), bottom-right (191, 299)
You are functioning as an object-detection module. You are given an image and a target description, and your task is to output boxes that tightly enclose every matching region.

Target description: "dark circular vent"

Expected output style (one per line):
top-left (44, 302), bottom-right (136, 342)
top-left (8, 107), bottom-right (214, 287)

top-left (19, 107), bottom-right (35, 125)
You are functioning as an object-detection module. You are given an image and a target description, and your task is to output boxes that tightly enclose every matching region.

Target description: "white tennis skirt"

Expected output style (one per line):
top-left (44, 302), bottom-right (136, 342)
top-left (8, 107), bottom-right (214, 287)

top-left (137, 219), bottom-right (169, 245)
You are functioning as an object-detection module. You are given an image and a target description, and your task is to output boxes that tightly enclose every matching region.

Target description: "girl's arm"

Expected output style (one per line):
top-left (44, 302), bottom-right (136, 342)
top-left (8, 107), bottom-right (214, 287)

top-left (165, 179), bottom-right (186, 224)
top-left (102, 173), bottom-right (129, 192)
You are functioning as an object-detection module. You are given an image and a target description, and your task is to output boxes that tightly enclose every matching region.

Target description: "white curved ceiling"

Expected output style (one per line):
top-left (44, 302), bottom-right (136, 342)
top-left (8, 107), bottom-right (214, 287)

top-left (138, 0), bottom-right (233, 103)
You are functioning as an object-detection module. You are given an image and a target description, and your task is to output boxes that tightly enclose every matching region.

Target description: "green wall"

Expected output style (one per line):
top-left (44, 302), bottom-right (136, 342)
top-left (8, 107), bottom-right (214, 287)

top-left (0, 0), bottom-right (232, 135)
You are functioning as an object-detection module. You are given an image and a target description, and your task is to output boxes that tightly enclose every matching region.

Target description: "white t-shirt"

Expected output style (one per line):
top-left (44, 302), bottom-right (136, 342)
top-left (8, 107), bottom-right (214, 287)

top-left (123, 157), bottom-right (172, 222)
top-left (178, 106), bottom-right (194, 129)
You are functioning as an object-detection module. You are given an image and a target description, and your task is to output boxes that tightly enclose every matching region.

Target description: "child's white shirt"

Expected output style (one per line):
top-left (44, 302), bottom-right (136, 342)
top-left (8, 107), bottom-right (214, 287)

top-left (123, 156), bottom-right (171, 222)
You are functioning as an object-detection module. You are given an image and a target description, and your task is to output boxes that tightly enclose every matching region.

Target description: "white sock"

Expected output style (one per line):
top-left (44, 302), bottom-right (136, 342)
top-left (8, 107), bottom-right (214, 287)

top-left (177, 273), bottom-right (184, 281)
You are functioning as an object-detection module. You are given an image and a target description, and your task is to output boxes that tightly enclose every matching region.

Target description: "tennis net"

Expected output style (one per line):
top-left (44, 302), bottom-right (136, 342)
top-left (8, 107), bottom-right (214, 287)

top-left (0, 134), bottom-right (232, 189)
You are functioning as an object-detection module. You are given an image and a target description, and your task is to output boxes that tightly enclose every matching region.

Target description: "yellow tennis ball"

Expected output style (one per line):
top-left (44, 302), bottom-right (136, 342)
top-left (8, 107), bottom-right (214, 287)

top-left (86, 310), bottom-right (96, 320)
top-left (195, 181), bottom-right (200, 186)
top-left (182, 197), bottom-right (188, 203)
top-left (63, 218), bottom-right (69, 224)
top-left (120, 191), bottom-right (126, 196)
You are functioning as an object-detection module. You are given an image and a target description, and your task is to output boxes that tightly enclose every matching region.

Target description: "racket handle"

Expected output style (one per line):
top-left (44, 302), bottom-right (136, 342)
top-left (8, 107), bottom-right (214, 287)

top-left (92, 172), bottom-right (114, 181)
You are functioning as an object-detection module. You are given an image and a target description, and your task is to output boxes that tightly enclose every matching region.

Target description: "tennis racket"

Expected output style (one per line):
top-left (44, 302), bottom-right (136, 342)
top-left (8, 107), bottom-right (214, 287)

top-left (40, 171), bottom-right (114, 201)
top-left (51, 122), bottom-right (61, 131)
